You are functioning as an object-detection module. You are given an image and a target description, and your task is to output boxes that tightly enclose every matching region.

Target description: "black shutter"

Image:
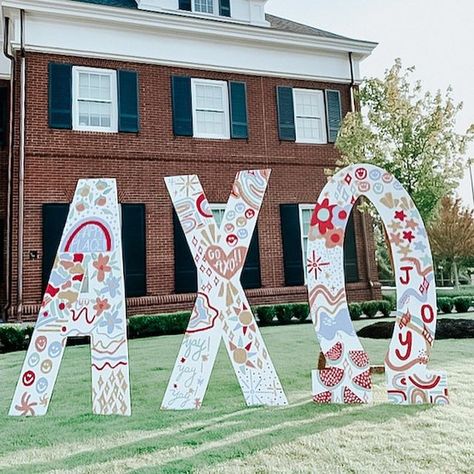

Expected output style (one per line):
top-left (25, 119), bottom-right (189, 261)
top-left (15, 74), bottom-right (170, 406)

top-left (42, 204), bottom-right (69, 291)
top-left (219, 0), bottom-right (231, 17)
top-left (280, 204), bottom-right (304, 286)
top-left (118, 70), bottom-right (139, 133)
top-left (122, 204), bottom-right (147, 297)
top-left (326, 90), bottom-right (342, 143)
top-left (48, 63), bottom-right (72, 129)
top-left (241, 227), bottom-right (261, 289)
top-left (173, 210), bottom-right (198, 293)
top-left (344, 212), bottom-right (359, 283)
top-left (0, 87), bottom-right (8, 147)
top-left (171, 76), bottom-right (193, 137)
top-left (179, 0), bottom-right (192, 10)
top-left (229, 81), bottom-right (248, 139)
top-left (276, 86), bottom-right (296, 141)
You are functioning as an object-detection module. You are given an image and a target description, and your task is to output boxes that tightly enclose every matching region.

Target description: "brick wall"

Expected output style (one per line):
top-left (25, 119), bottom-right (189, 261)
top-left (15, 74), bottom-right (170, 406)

top-left (6, 52), bottom-right (381, 321)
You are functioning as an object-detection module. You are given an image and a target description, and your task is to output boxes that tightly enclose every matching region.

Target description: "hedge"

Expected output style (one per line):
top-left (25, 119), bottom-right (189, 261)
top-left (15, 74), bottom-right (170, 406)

top-left (1, 295), bottom-right (470, 355)
top-left (453, 297), bottom-right (472, 314)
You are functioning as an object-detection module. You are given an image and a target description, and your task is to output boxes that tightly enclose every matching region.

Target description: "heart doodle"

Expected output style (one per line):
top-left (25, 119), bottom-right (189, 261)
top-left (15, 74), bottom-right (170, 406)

top-left (204, 245), bottom-right (246, 280)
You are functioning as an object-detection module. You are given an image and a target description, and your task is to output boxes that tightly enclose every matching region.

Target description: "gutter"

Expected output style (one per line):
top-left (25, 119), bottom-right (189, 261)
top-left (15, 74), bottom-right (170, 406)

top-left (2, 16), bottom-right (15, 320)
top-left (348, 51), bottom-right (375, 298)
top-left (16, 8), bottom-right (26, 321)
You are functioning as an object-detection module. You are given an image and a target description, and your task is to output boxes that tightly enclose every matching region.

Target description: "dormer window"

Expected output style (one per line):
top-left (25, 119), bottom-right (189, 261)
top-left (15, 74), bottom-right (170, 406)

top-left (194, 0), bottom-right (215, 14)
top-left (178, 0), bottom-right (231, 17)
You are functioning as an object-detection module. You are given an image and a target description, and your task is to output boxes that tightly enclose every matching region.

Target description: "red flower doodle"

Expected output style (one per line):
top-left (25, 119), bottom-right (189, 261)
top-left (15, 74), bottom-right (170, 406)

top-left (93, 297), bottom-right (110, 317)
top-left (311, 198), bottom-right (336, 235)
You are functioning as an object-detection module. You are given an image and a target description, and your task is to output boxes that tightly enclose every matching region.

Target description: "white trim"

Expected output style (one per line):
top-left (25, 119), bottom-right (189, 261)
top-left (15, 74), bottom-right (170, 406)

top-left (293, 88), bottom-right (327, 144)
top-left (191, 78), bottom-right (230, 140)
top-left (298, 204), bottom-right (314, 284)
top-left (2, 0), bottom-right (376, 83)
top-left (72, 66), bottom-right (118, 133)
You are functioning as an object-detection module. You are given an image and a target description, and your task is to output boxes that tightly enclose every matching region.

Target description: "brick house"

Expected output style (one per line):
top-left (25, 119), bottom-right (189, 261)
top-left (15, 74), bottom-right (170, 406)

top-left (0, 0), bottom-right (380, 322)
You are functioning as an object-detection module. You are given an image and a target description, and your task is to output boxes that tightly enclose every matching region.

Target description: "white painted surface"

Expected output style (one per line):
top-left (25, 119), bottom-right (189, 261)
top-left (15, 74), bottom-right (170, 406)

top-left (1, 0), bottom-right (375, 82)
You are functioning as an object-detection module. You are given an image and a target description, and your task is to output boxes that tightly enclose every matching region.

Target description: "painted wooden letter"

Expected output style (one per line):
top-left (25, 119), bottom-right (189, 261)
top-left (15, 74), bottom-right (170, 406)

top-left (10, 179), bottom-right (131, 416)
top-left (308, 164), bottom-right (448, 404)
top-left (162, 170), bottom-right (287, 409)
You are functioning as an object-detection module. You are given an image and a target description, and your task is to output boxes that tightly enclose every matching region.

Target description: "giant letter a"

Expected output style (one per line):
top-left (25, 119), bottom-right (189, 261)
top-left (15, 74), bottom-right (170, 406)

top-left (9, 179), bottom-right (131, 416)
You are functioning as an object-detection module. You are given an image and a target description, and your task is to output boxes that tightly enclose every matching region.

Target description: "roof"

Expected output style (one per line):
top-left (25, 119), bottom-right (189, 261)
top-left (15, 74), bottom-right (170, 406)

top-left (69, 0), bottom-right (359, 42)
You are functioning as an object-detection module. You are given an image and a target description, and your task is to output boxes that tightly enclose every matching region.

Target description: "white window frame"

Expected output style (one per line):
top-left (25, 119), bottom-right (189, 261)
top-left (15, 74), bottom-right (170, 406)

top-left (191, 78), bottom-right (230, 140)
top-left (72, 66), bottom-right (118, 133)
top-left (192, 0), bottom-right (219, 15)
top-left (293, 88), bottom-right (327, 144)
top-left (299, 204), bottom-right (315, 284)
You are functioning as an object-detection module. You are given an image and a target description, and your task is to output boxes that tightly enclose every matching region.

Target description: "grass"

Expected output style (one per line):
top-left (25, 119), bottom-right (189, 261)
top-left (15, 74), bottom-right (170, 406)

top-left (0, 316), bottom-right (473, 473)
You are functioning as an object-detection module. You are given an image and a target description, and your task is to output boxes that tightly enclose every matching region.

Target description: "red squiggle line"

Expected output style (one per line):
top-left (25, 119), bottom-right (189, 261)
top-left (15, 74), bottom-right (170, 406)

top-left (92, 361), bottom-right (127, 371)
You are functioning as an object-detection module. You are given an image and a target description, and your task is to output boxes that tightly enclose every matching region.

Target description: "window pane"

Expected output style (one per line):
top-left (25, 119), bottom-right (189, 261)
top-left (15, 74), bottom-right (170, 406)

top-left (296, 117), bottom-right (322, 141)
top-left (78, 100), bottom-right (112, 129)
top-left (195, 84), bottom-right (224, 111)
top-left (194, 0), bottom-right (213, 13)
top-left (196, 110), bottom-right (225, 136)
top-left (78, 72), bottom-right (112, 101)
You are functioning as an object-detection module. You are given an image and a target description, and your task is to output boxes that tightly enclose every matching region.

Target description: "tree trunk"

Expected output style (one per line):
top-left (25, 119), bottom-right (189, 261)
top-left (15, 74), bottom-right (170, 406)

top-left (453, 260), bottom-right (460, 289)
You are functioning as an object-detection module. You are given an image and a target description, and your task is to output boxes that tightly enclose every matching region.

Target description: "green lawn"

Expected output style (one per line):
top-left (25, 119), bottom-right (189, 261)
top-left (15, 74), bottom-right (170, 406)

top-left (0, 317), bottom-right (473, 473)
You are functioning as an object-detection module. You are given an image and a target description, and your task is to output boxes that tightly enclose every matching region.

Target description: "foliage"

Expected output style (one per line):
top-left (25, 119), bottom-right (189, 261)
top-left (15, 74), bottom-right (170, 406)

top-left (255, 306), bottom-right (275, 326)
top-left (348, 303), bottom-right (363, 320)
top-left (128, 312), bottom-right (190, 339)
top-left (382, 293), bottom-right (396, 311)
top-left (361, 300), bottom-right (380, 318)
top-left (336, 59), bottom-right (474, 223)
top-left (428, 197), bottom-right (474, 288)
top-left (453, 297), bottom-right (472, 314)
top-left (378, 301), bottom-right (393, 318)
top-left (274, 305), bottom-right (294, 324)
top-left (437, 297), bottom-right (454, 314)
top-left (291, 303), bottom-right (310, 322)
top-left (0, 326), bottom-right (31, 353)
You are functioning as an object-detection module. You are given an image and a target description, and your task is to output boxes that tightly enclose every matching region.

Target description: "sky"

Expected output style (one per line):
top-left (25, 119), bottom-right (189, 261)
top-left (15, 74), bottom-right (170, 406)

top-left (267, 0), bottom-right (474, 207)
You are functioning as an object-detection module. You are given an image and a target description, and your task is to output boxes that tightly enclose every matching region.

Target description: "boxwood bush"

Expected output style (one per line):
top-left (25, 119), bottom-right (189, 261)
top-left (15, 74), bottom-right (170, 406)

top-left (437, 297), bottom-right (453, 314)
top-left (361, 300), bottom-right (380, 318)
top-left (453, 297), bottom-right (472, 314)
top-left (378, 300), bottom-right (393, 318)
top-left (255, 306), bottom-right (275, 326)
top-left (274, 304), bottom-right (294, 324)
top-left (291, 303), bottom-right (310, 322)
top-left (348, 303), bottom-right (363, 320)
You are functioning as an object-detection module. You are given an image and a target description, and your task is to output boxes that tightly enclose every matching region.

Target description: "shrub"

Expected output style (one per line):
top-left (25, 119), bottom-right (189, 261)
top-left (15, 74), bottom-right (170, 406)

top-left (348, 303), bottom-right (363, 320)
top-left (378, 301), bottom-right (393, 318)
top-left (127, 312), bottom-right (190, 339)
top-left (437, 297), bottom-right (453, 314)
top-left (291, 303), bottom-right (309, 322)
top-left (361, 300), bottom-right (380, 318)
top-left (453, 297), bottom-right (472, 314)
top-left (274, 305), bottom-right (293, 324)
top-left (382, 293), bottom-right (396, 311)
top-left (0, 325), bottom-right (30, 353)
top-left (255, 306), bottom-right (275, 326)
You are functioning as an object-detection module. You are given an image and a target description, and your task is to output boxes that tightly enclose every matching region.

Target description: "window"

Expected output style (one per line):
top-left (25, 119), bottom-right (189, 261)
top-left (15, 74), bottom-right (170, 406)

top-left (293, 89), bottom-right (327, 144)
top-left (72, 66), bottom-right (118, 132)
top-left (210, 204), bottom-right (226, 225)
top-left (298, 205), bottom-right (314, 283)
top-left (191, 78), bottom-right (230, 139)
top-left (295, 204), bottom-right (359, 284)
top-left (193, 0), bottom-right (215, 14)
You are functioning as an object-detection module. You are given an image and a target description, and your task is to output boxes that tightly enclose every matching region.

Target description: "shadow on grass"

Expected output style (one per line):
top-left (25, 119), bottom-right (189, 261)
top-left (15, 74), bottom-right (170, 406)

top-left (0, 401), bottom-right (433, 474)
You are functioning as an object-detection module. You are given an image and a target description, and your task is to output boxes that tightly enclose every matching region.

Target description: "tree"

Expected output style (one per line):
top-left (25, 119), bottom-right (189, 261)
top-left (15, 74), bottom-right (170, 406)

top-left (336, 59), bottom-right (474, 223)
top-left (428, 197), bottom-right (474, 289)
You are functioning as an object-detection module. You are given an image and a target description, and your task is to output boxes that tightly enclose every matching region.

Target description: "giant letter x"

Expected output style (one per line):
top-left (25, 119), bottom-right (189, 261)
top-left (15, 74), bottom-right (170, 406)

top-left (162, 170), bottom-right (287, 409)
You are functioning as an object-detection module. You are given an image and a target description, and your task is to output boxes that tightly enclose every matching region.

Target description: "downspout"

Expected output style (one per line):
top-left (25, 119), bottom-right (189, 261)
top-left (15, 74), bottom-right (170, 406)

top-left (16, 9), bottom-right (26, 321)
top-left (2, 16), bottom-right (16, 320)
top-left (349, 52), bottom-right (375, 298)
